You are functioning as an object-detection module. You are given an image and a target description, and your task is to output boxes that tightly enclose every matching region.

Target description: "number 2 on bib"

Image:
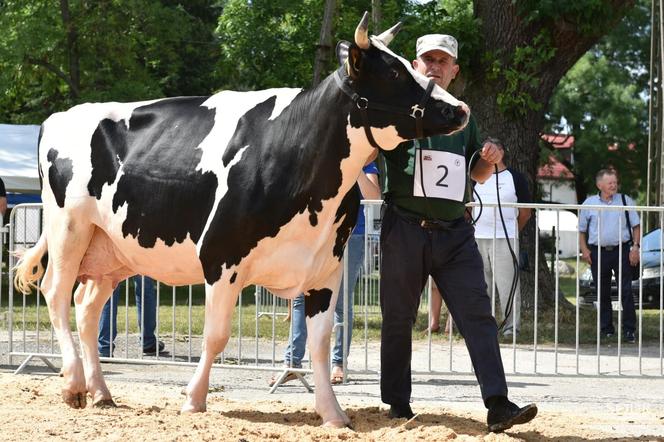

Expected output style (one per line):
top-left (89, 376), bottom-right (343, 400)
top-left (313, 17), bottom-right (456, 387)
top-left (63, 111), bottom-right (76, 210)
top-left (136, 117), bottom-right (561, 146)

top-left (413, 150), bottom-right (465, 201)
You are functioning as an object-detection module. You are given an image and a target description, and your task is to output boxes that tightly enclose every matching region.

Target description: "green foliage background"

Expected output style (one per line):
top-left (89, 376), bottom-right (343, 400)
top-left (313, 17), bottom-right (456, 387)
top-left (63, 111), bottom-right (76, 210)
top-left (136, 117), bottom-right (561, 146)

top-left (0, 0), bottom-right (648, 199)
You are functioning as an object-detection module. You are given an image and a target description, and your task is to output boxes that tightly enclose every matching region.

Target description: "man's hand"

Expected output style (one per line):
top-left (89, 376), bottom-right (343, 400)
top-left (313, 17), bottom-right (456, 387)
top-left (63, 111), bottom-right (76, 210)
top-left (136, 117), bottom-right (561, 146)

top-left (629, 247), bottom-right (640, 266)
top-left (479, 141), bottom-right (503, 165)
top-left (581, 248), bottom-right (592, 265)
top-left (470, 140), bottom-right (504, 183)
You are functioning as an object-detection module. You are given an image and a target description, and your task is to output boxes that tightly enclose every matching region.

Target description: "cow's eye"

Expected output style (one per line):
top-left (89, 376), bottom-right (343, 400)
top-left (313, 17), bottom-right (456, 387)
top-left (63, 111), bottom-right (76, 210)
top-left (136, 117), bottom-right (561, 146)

top-left (390, 69), bottom-right (399, 79)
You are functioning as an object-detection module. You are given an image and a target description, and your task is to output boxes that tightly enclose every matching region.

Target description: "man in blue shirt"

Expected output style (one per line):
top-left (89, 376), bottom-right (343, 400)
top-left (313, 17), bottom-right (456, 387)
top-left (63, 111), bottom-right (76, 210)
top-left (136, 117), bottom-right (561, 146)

top-left (579, 169), bottom-right (639, 343)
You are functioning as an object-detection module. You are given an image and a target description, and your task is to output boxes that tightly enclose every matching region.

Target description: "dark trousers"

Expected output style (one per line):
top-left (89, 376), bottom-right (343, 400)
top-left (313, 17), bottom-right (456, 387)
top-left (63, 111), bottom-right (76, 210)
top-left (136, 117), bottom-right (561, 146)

top-left (379, 206), bottom-right (508, 408)
top-left (589, 246), bottom-right (636, 334)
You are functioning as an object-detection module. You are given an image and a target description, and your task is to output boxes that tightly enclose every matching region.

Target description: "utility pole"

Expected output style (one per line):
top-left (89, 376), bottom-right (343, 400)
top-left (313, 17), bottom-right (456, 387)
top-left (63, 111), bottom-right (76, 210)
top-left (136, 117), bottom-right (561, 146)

top-left (372, 0), bottom-right (382, 33)
top-left (647, 0), bottom-right (663, 230)
top-left (313, 0), bottom-right (337, 87)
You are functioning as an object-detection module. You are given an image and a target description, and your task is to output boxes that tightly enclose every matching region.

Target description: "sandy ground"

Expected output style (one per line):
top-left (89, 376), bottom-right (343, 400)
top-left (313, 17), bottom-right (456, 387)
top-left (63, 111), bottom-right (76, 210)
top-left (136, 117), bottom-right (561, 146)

top-left (1, 362), bottom-right (663, 442)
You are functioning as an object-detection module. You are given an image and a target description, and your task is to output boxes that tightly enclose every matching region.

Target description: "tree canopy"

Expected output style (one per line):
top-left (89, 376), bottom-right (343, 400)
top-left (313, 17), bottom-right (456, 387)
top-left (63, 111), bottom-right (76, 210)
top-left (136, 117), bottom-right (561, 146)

top-left (0, 0), bottom-right (220, 123)
top-left (545, 0), bottom-right (650, 202)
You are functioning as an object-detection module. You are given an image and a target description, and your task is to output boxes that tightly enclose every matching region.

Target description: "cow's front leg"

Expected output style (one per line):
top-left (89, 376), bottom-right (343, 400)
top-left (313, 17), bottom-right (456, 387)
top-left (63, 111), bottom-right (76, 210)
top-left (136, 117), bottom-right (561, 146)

top-left (74, 280), bottom-right (115, 407)
top-left (182, 281), bottom-right (238, 413)
top-left (306, 267), bottom-right (351, 428)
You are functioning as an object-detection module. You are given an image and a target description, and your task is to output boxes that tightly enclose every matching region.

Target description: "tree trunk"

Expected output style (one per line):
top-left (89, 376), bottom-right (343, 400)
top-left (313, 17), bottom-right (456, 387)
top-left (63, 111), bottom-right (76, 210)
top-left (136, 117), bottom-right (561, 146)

top-left (372, 0), bottom-right (382, 33)
top-left (469, 0), bottom-right (636, 316)
top-left (59, 0), bottom-right (80, 98)
top-left (312, 0), bottom-right (337, 87)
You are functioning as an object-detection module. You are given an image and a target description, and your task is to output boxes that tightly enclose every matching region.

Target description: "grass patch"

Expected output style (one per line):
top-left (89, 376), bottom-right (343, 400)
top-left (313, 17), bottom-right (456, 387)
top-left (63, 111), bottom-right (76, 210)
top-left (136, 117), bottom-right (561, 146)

top-left (3, 262), bottom-right (662, 347)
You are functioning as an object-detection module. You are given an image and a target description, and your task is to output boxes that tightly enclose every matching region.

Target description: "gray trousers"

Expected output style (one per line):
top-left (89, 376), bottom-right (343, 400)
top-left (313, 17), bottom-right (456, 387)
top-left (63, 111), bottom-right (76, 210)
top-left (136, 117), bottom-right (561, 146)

top-left (476, 238), bottom-right (521, 333)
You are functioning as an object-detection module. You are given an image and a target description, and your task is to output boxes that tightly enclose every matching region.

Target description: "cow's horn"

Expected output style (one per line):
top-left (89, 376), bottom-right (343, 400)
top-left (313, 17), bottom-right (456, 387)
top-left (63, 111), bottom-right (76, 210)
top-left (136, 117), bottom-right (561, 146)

top-left (376, 22), bottom-right (402, 46)
top-left (355, 12), bottom-right (370, 49)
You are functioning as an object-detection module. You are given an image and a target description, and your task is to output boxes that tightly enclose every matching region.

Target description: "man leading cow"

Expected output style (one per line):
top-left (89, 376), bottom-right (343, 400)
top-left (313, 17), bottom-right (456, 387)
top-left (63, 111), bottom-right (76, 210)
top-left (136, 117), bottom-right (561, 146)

top-left (14, 14), bottom-right (469, 428)
top-left (378, 33), bottom-right (538, 432)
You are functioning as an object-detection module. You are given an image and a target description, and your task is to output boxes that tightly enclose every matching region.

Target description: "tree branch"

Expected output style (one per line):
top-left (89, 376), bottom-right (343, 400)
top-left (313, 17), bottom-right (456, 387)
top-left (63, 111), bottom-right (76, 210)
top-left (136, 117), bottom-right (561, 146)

top-left (25, 56), bottom-right (80, 97)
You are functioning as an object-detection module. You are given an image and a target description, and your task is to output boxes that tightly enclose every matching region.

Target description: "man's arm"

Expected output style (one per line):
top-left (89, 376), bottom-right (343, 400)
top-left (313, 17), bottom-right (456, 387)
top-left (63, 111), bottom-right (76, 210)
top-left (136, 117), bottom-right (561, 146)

top-left (357, 172), bottom-right (381, 200)
top-left (629, 224), bottom-right (641, 265)
top-left (365, 148), bottom-right (379, 165)
top-left (579, 231), bottom-right (592, 264)
top-left (470, 141), bottom-right (503, 183)
top-left (517, 208), bottom-right (532, 232)
top-left (0, 196), bottom-right (7, 219)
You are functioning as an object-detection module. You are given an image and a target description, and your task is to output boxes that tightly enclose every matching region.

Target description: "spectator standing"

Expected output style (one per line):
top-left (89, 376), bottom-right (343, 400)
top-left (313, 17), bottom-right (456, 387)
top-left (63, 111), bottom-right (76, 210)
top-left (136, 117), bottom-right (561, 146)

top-left (0, 177), bottom-right (7, 221)
top-left (473, 143), bottom-right (532, 337)
top-left (98, 275), bottom-right (165, 357)
top-left (579, 169), bottom-right (639, 343)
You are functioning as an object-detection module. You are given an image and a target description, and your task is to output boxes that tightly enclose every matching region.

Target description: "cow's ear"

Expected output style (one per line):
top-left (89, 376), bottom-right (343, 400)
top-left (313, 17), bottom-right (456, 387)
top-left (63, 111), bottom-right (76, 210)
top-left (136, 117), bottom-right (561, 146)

top-left (347, 43), bottom-right (363, 80)
top-left (336, 40), bottom-right (351, 67)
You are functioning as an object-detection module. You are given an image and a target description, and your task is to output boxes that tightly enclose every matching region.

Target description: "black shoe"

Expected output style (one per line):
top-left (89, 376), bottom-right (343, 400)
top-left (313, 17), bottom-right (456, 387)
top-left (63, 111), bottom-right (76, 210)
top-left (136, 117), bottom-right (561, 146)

top-left (624, 331), bottom-right (636, 344)
top-left (98, 344), bottom-right (115, 358)
top-left (388, 403), bottom-right (415, 419)
top-left (487, 398), bottom-right (538, 433)
top-left (143, 340), bottom-right (166, 355)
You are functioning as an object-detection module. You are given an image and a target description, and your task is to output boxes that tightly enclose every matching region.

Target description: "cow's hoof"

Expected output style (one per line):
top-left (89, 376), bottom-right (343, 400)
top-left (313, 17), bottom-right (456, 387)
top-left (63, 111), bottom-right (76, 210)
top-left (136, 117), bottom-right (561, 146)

top-left (62, 390), bottom-right (87, 409)
top-left (321, 419), bottom-right (353, 429)
top-left (181, 402), bottom-right (206, 413)
top-left (93, 398), bottom-right (117, 408)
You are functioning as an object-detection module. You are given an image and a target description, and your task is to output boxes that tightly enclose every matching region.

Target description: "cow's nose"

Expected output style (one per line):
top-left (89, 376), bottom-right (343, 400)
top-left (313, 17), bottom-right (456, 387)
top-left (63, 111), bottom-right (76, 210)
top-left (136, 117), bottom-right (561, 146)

top-left (441, 105), bottom-right (456, 120)
top-left (457, 103), bottom-right (470, 119)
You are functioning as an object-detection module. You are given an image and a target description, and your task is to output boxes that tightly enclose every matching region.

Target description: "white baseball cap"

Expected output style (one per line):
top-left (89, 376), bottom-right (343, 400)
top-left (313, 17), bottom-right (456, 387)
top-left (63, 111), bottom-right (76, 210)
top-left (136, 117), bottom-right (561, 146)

top-left (416, 34), bottom-right (458, 58)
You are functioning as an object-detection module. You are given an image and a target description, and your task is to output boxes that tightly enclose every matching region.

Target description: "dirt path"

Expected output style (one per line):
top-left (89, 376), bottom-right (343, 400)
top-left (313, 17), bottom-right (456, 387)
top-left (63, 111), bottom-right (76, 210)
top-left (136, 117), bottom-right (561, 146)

top-left (1, 370), bottom-right (662, 441)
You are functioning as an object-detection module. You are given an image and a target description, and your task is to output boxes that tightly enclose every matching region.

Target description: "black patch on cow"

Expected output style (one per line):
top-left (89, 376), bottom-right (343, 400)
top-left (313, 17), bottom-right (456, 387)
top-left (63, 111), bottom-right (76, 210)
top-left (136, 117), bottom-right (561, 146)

top-left (46, 148), bottom-right (73, 208)
top-left (87, 97), bottom-right (218, 248)
top-left (305, 288), bottom-right (332, 318)
top-left (230, 272), bottom-right (237, 284)
top-left (88, 119), bottom-right (129, 199)
top-left (333, 184), bottom-right (360, 260)
top-left (199, 81), bottom-right (355, 284)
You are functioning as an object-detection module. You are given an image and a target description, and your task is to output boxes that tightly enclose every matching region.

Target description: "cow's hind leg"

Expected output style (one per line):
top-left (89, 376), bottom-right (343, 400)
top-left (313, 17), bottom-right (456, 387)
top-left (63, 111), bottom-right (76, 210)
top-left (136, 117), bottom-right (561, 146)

top-left (74, 279), bottom-right (115, 407)
top-left (40, 216), bottom-right (95, 408)
top-left (306, 268), bottom-right (351, 428)
top-left (182, 280), bottom-right (239, 413)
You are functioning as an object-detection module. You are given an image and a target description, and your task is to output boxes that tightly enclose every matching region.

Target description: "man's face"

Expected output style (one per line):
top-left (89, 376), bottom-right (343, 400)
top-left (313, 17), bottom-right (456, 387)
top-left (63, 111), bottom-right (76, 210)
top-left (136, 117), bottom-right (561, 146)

top-left (412, 49), bottom-right (459, 89)
top-left (596, 173), bottom-right (618, 197)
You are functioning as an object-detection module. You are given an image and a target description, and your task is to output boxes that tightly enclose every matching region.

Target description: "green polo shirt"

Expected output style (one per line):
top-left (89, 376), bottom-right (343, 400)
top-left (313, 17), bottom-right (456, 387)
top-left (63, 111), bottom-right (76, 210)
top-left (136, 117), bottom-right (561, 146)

top-left (382, 115), bottom-right (483, 220)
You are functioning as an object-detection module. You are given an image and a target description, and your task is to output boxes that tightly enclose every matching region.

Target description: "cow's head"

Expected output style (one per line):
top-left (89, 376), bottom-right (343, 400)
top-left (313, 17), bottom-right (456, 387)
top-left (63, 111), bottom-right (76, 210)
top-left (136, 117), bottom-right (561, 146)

top-left (337, 12), bottom-right (469, 150)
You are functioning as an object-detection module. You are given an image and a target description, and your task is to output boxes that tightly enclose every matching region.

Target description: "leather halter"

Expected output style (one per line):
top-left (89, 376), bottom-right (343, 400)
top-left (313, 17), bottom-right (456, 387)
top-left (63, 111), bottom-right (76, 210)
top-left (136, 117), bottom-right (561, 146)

top-left (333, 67), bottom-right (435, 149)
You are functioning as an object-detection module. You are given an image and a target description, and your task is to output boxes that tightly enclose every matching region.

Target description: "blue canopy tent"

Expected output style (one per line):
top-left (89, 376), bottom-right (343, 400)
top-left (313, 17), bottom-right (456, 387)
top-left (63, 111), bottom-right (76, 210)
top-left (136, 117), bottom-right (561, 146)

top-left (0, 124), bottom-right (42, 207)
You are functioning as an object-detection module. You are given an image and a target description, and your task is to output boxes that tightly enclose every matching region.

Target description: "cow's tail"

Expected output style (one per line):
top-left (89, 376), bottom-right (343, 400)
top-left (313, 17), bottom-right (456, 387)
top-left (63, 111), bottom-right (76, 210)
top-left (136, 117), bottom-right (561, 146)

top-left (13, 232), bottom-right (48, 294)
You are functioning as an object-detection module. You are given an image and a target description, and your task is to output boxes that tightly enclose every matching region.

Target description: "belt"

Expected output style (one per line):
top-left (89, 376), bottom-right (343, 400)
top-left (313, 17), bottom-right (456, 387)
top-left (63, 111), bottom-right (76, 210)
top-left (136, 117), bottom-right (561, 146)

top-left (390, 205), bottom-right (464, 230)
top-left (591, 242), bottom-right (629, 252)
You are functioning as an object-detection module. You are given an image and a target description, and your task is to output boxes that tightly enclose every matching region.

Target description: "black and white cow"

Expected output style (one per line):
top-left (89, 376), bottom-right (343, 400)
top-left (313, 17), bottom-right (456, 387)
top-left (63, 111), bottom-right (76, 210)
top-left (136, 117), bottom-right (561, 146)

top-left (15, 13), bottom-right (468, 427)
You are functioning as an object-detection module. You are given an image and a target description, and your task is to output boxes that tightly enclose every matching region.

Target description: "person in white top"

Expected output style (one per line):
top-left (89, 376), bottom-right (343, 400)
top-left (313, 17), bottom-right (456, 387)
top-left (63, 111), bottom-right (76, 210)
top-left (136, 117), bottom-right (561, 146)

top-left (473, 142), bottom-right (531, 336)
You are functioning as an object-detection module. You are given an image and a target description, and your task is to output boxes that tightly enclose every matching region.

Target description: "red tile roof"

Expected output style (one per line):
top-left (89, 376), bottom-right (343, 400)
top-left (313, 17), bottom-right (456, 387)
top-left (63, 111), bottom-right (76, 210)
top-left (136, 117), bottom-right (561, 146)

top-left (538, 155), bottom-right (574, 179)
top-left (541, 133), bottom-right (574, 149)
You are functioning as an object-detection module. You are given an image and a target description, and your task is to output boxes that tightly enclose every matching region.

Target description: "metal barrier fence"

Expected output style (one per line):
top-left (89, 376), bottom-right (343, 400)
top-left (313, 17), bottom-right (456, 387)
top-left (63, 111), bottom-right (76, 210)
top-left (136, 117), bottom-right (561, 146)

top-left (1, 202), bottom-right (663, 383)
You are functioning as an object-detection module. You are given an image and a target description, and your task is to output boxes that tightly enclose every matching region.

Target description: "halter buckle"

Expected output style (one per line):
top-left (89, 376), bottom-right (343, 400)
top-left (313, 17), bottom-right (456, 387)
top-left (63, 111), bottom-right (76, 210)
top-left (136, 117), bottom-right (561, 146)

top-left (356, 97), bottom-right (369, 110)
top-left (410, 104), bottom-right (425, 119)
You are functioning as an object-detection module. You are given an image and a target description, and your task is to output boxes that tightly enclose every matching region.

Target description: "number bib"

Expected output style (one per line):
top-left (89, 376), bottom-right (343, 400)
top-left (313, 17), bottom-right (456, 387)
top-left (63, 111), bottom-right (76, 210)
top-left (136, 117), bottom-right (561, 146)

top-left (413, 149), bottom-right (466, 202)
